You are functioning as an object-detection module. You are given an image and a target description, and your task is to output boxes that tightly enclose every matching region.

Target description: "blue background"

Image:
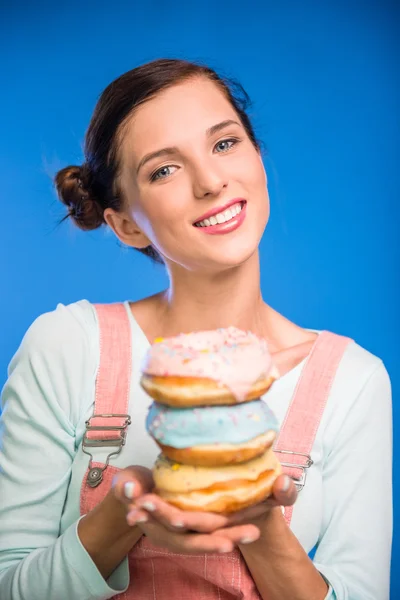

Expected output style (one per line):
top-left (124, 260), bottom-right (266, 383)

top-left (1, 0), bottom-right (398, 596)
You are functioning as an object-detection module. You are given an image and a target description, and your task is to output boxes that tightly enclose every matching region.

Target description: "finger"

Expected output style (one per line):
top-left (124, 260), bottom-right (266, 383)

top-left (225, 477), bottom-right (296, 521)
top-left (221, 481), bottom-right (296, 527)
top-left (271, 474), bottom-right (298, 506)
top-left (135, 494), bottom-right (229, 532)
top-left (184, 533), bottom-right (234, 554)
top-left (212, 524), bottom-right (260, 545)
top-left (179, 510), bottom-right (229, 533)
top-left (112, 466), bottom-right (154, 505)
top-left (140, 520), bottom-right (235, 554)
top-left (223, 501), bottom-right (272, 526)
top-left (126, 507), bottom-right (150, 526)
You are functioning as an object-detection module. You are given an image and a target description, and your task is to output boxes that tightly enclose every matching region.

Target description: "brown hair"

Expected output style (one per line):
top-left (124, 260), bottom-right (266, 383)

top-left (55, 58), bottom-right (260, 264)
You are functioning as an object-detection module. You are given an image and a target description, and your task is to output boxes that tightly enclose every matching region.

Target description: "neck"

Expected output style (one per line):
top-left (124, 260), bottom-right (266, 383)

top-left (158, 251), bottom-right (270, 338)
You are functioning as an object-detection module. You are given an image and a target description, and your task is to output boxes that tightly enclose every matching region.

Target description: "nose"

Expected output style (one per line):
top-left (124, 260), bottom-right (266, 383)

top-left (192, 162), bottom-right (228, 200)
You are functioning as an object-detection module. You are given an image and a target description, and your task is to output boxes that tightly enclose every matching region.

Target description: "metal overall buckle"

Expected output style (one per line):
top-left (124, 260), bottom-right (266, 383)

top-left (82, 413), bottom-right (131, 488)
top-left (274, 449), bottom-right (313, 492)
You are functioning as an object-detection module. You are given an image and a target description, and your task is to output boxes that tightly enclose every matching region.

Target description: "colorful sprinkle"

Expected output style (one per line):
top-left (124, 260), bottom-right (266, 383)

top-left (141, 326), bottom-right (276, 403)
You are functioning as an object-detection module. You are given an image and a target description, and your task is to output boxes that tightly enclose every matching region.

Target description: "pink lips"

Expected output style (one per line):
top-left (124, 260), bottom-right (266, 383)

top-left (193, 199), bottom-right (247, 236)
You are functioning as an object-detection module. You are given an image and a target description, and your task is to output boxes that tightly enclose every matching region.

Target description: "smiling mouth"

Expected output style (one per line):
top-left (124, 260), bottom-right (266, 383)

top-left (193, 201), bottom-right (245, 227)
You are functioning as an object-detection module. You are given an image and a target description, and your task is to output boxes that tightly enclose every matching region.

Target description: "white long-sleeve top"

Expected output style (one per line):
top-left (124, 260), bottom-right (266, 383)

top-left (0, 300), bottom-right (393, 600)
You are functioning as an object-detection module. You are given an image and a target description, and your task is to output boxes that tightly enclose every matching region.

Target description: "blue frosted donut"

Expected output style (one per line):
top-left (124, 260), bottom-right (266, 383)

top-left (146, 399), bottom-right (278, 449)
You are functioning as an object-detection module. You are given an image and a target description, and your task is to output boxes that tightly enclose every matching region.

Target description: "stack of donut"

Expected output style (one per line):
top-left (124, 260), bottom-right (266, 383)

top-left (141, 327), bottom-right (281, 513)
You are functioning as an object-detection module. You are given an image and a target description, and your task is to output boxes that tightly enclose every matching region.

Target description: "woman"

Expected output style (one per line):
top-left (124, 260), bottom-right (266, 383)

top-left (0, 59), bottom-right (392, 599)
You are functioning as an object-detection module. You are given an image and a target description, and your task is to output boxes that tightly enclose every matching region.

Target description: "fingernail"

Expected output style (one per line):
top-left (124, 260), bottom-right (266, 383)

top-left (218, 544), bottom-right (233, 553)
top-left (240, 536), bottom-right (258, 544)
top-left (136, 515), bottom-right (148, 523)
top-left (127, 510), bottom-right (137, 524)
top-left (124, 481), bottom-right (135, 500)
top-left (141, 501), bottom-right (156, 512)
top-left (171, 520), bottom-right (185, 528)
top-left (127, 510), bottom-right (148, 525)
top-left (282, 475), bottom-right (291, 492)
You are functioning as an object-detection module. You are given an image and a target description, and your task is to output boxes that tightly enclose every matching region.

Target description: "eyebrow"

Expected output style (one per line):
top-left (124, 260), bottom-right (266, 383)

top-left (136, 119), bottom-right (241, 174)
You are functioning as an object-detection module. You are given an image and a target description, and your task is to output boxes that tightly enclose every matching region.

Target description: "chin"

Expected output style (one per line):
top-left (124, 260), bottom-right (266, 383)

top-left (204, 242), bottom-right (260, 272)
top-left (218, 226), bottom-right (266, 268)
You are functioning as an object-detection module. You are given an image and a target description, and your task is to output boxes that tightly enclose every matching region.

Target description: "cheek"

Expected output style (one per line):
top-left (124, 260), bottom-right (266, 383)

top-left (246, 155), bottom-right (267, 188)
top-left (236, 154), bottom-right (269, 213)
top-left (242, 156), bottom-right (270, 225)
top-left (133, 187), bottom-right (189, 244)
top-left (230, 147), bottom-right (267, 188)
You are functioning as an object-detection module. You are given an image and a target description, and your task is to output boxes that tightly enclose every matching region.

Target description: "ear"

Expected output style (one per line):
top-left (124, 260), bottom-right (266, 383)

top-left (104, 208), bottom-right (151, 249)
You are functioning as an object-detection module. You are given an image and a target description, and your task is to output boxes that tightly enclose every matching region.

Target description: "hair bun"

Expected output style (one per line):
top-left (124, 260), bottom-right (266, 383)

top-left (55, 165), bottom-right (104, 231)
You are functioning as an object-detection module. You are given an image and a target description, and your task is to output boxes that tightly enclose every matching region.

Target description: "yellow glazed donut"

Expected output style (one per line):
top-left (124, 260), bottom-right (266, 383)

top-left (153, 449), bottom-right (282, 513)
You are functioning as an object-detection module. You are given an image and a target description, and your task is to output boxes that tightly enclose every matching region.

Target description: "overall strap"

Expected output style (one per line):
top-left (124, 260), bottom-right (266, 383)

top-left (275, 331), bottom-right (352, 525)
top-left (82, 303), bottom-right (132, 489)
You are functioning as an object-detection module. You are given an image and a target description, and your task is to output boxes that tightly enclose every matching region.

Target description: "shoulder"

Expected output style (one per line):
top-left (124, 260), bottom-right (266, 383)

top-left (18, 299), bottom-right (97, 350)
top-left (4, 300), bottom-right (101, 427)
top-left (322, 334), bottom-right (391, 438)
top-left (334, 335), bottom-right (390, 394)
top-left (8, 300), bottom-right (98, 372)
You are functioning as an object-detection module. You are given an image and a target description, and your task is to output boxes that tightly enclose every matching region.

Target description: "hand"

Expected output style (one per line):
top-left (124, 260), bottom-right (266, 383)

top-left (112, 466), bottom-right (266, 554)
top-left (223, 473), bottom-right (298, 530)
top-left (112, 464), bottom-right (155, 504)
top-left (77, 465), bottom-right (154, 580)
top-left (124, 473), bottom-right (297, 552)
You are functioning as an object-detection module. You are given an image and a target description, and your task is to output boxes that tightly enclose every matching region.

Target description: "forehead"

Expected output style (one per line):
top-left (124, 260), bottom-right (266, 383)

top-left (122, 77), bottom-right (238, 154)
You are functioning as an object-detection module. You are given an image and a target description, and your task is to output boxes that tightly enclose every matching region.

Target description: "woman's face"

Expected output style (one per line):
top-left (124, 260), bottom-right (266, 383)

top-left (117, 77), bottom-right (270, 272)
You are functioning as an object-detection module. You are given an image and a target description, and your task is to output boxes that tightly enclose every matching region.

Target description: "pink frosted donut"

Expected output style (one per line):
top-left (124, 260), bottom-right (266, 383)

top-left (140, 327), bottom-right (279, 406)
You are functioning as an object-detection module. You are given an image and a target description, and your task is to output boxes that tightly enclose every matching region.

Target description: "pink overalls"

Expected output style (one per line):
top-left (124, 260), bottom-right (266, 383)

top-left (80, 304), bottom-right (351, 599)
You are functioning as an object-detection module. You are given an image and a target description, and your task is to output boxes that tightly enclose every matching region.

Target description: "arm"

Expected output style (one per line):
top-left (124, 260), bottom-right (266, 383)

top-left (239, 508), bottom-right (329, 600)
top-left (0, 304), bottom-right (136, 599)
top-left (239, 361), bottom-right (392, 600)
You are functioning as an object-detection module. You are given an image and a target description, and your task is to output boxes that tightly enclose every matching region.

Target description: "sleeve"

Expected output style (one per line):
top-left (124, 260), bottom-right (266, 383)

top-left (0, 303), bottom-right (129, 600)
top-left (313, 361), bottom-right (393, 600)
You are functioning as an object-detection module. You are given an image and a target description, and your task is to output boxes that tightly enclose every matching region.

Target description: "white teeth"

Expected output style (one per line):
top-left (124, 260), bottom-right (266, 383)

top-left (195, 202), bottom-right (243, 227)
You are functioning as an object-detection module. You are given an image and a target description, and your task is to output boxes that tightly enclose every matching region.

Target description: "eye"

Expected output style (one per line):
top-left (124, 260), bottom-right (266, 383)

top-left (150, 165), bottom-right (178, 182)
top-left (214, 138), bottom-right (240, 153)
